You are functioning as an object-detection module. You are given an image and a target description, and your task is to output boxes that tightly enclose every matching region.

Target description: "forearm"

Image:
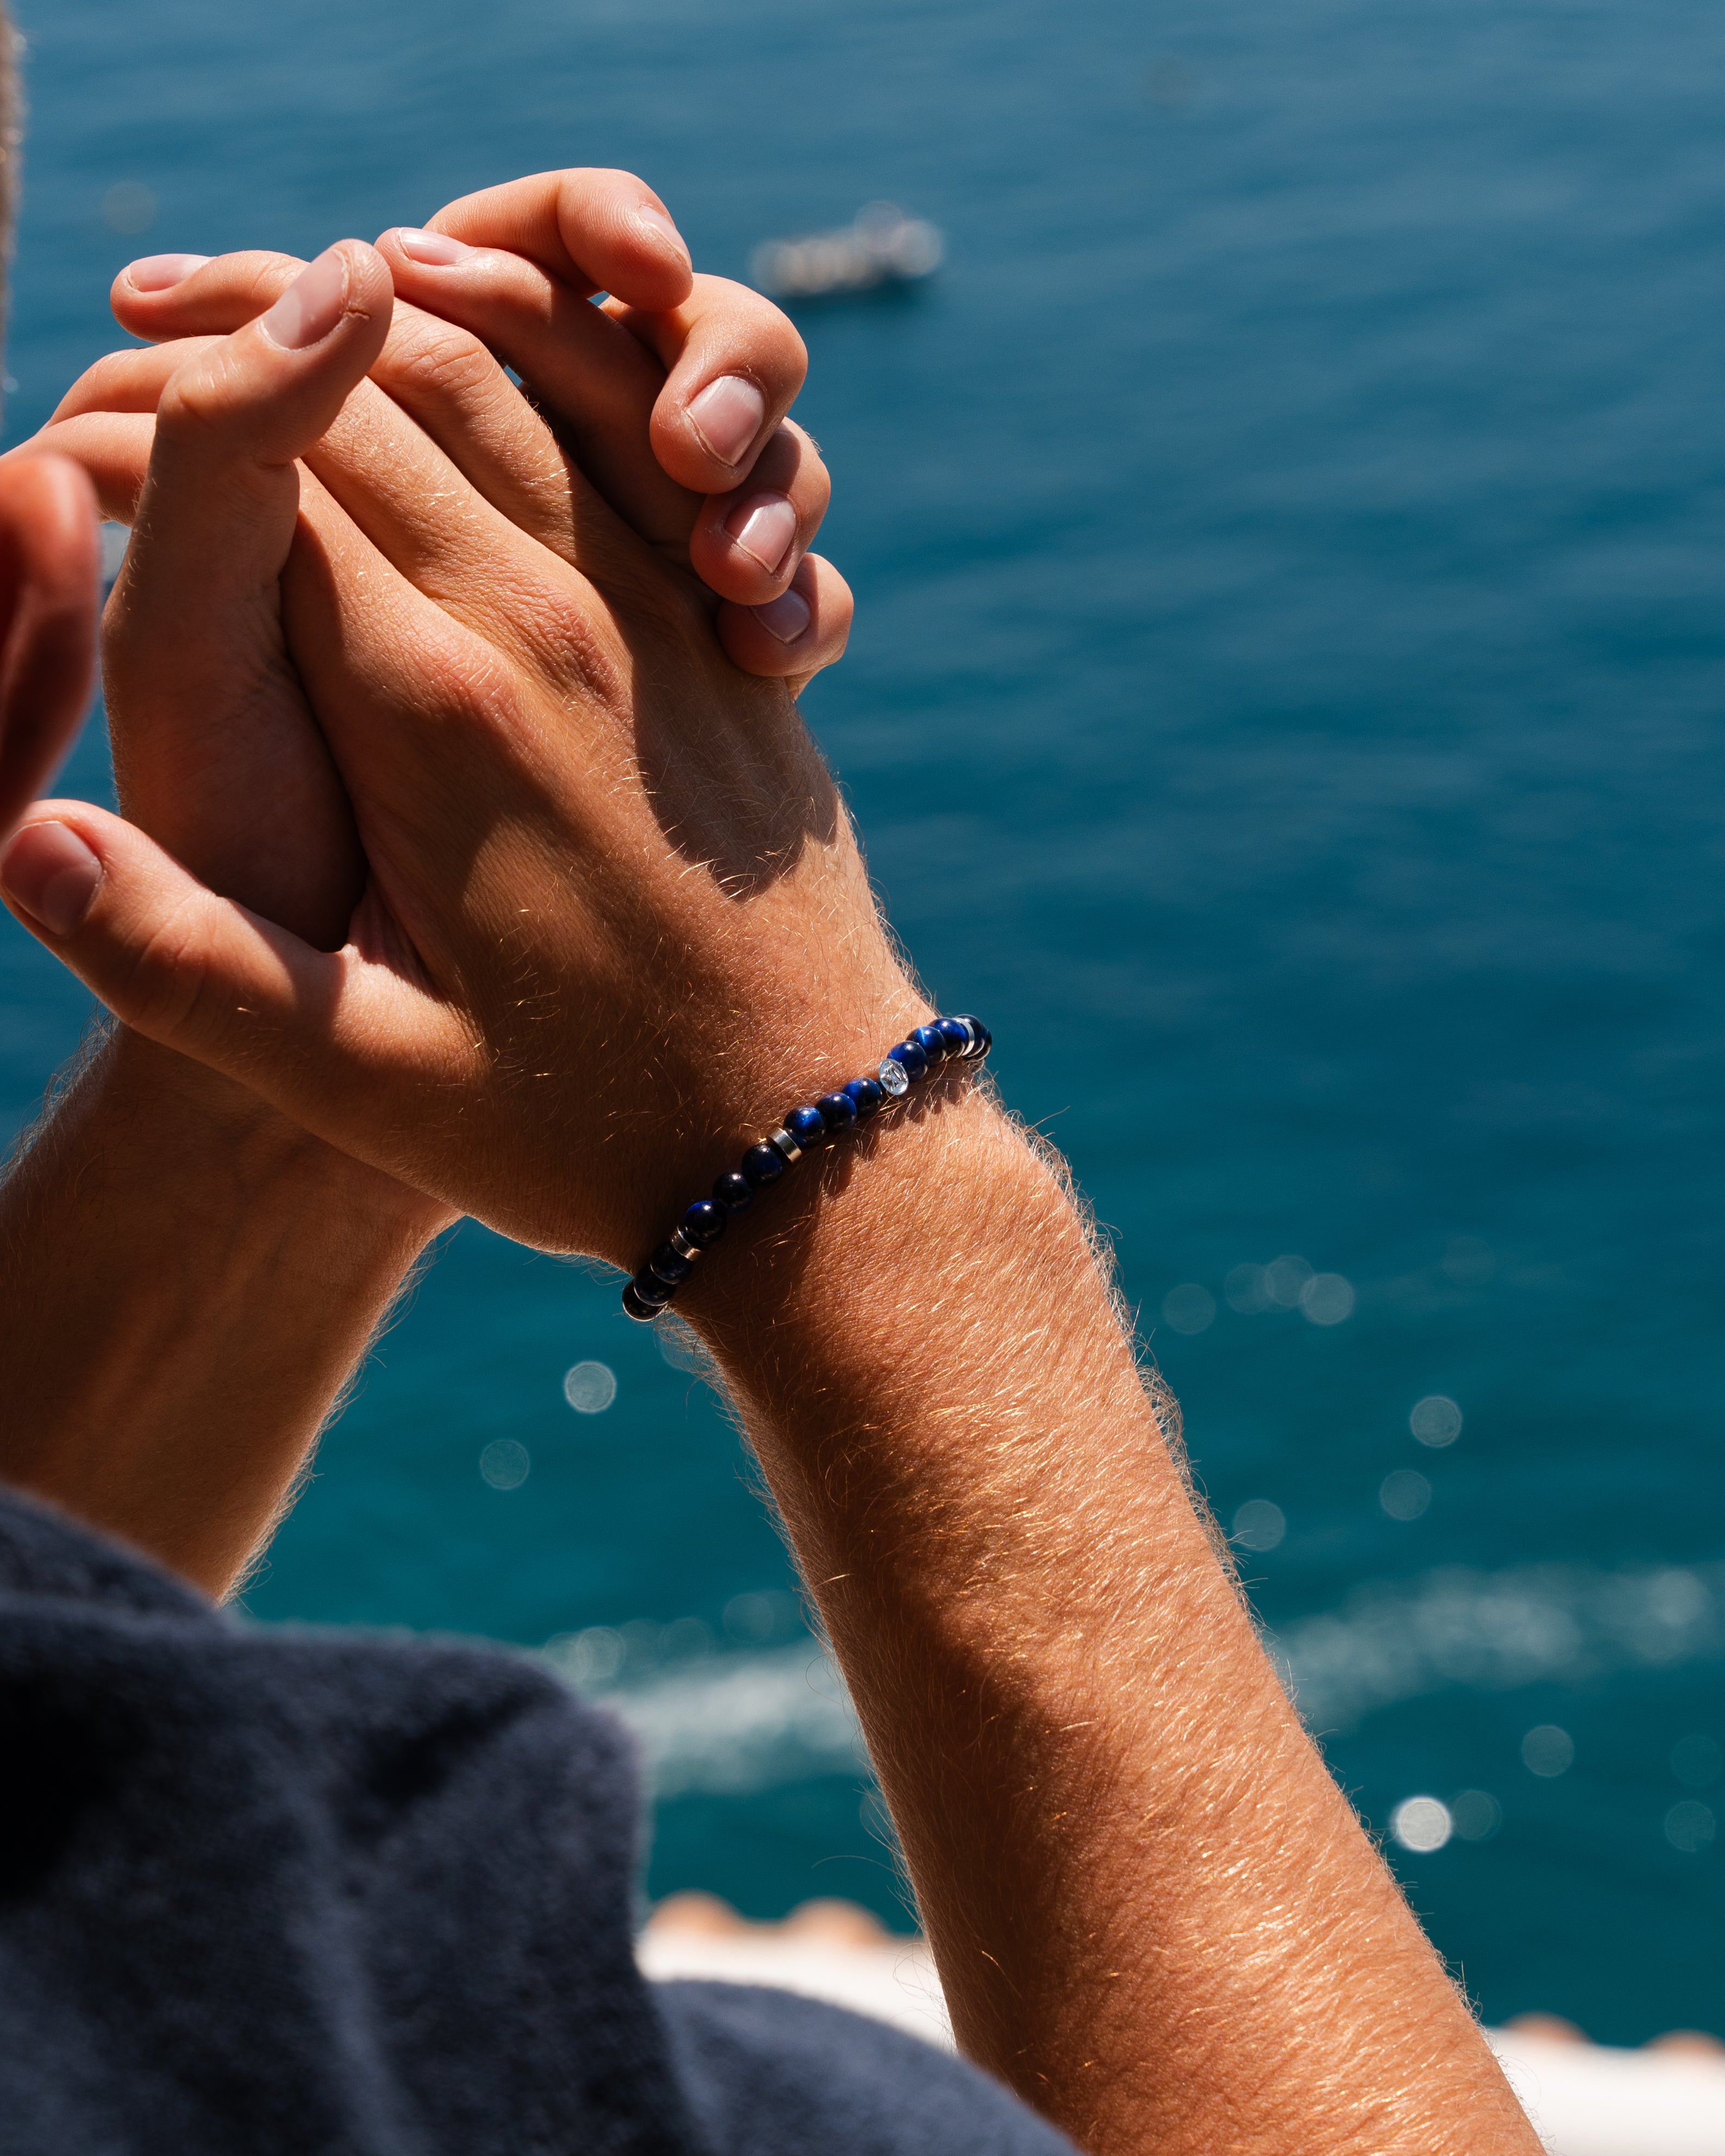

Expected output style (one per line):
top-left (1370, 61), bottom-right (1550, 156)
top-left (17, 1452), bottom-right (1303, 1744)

top-left (692, 1090), bottom-right (1536, 2155)
top-left (0, 1027), bottom-right (451, 1595)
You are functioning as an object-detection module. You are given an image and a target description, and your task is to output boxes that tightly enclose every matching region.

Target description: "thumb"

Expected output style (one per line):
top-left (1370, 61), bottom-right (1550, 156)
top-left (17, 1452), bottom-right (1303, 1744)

top-left (0, 802), bottom-right (346, 1093)
top-left (111, 241), bottom-right (393, 673)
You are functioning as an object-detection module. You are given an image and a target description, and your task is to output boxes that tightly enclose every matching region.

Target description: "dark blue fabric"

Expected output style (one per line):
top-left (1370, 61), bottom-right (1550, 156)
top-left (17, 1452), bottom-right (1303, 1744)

top-left (658, 1983), bottom-right (1077, 2155)
top-left (0, 1491), bottom-right (1073, 2156)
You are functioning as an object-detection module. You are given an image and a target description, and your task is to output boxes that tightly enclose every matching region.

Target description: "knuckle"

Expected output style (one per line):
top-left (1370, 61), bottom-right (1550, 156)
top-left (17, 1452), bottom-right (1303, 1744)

top-left (155, 353), bottom-right (247, 447)
top-left (117, 892), bottom-right (217, 1042)
top-left (388, 319), bottom-right (497, 403)
top-left (690, 276), bottom-right (808, 390)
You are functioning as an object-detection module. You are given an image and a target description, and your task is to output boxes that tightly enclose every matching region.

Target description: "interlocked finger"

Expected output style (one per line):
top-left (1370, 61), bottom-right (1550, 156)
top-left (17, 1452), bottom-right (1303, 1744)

top-left (296, 374), bottom-right (636, 695)
top-left (107, 261), bottom-right (584, 565)
top-left (690, 422), bottom-right (830, 607)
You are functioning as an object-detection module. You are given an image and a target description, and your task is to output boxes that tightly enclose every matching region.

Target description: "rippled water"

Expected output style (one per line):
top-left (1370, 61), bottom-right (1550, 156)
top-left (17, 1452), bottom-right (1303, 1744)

top-left (6, 0), bottom-right (1724, 2042)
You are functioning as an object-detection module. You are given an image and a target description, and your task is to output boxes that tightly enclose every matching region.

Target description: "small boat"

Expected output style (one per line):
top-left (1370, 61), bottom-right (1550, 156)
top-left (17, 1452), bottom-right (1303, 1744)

top-left (749, 203), bottom-right (943, 302)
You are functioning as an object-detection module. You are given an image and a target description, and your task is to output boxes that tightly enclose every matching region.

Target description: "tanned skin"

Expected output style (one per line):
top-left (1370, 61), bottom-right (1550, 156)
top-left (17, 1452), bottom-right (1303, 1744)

top-left (0, 171), bottom-right (1539, 2156)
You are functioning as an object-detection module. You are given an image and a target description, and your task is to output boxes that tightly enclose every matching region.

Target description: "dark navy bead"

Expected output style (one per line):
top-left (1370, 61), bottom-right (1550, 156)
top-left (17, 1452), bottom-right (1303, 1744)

top-left (911, 1023), bottom-right (948, 1065)
top-left (683, 1199), bottom-right (727, 1249)
top-left (785, 1104), bottom-right (827, 1149)
top-left (817, 1090), bottom-right (858, 1135)
top-left (843, 1076), bottom-right (885, 1119)
top-left (649, 1242), bottom-right (695, 1286)
top-left (713, 1170), bottom-right (755, 1213)
top-left (951, 1014), bottom-right (990, 1059)
top-left (628, 1268), bottom-right (674, 1307)
top-left (889, 1039), bottom-right (929, 1082)
top-left (935, 1016), bottom-right (971, 1057)
top-left (742, 1141), bottom-right (788, 1186)
top-left (622, 1280), bottom-right (667, 1321)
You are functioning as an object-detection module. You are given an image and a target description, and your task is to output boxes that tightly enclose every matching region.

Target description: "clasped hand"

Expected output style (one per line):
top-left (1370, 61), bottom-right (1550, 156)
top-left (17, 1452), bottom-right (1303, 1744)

top-left (0, 169), bottom-right (928, 1267)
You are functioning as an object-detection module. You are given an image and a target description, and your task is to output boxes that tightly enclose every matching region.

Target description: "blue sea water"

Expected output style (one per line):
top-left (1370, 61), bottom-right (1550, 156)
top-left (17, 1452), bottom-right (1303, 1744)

top-left (5, 0), bottom-right (1725, 2045)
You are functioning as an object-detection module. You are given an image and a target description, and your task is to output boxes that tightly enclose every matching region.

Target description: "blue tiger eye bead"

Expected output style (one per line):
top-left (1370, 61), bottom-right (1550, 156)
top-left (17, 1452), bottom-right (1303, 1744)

top-left (785, 1104), bottom-right (828, 1149)
top-left (889, 1039), bottom-right (929, 1082)
top-left (683, 1199), bottom-right (727, 1248)
top-left (951, 1014), bottom-right (990, 1059)
top-left (623, 1278), bottom-right (669, 1320)
top-left (649, 1242), bottom-right (695, 1286)
top-left (817, 1090), bottom-right (858, 1135)
top-left (742, 1142), bottom-right (788, 1188)
top-left (911, 1023), bottom-right (948, 1064)
top-left (935, 1016), bottom-right (970, 1057)
top-left (713, 1171), bottom-right (755, 1213)
top-left (843, 1076), bottom-right (885, 1118)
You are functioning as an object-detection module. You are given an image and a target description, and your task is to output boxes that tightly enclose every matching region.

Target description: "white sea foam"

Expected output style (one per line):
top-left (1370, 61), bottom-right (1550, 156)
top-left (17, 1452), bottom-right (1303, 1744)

top-left (549, 1560), bottom-right (1725, 1795)
top-left (1273, 1560), bottom-right (1723, 1733)
top-left (599, 1642), bottom-right (863, 1797)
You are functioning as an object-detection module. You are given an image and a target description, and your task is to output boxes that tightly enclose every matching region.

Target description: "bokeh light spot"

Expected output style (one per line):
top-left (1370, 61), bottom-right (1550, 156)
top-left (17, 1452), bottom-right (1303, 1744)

top-left (1232, 1499), bottom-right (1286, 1552)
top-left (562, 1359), bottom-right (618, 1413)
top-left (1263, 1255), bottom-right (1314, 1308)
top-left (658, 1315), bottom-right (716, 1377)
top-left (1671, 1734), bottom-right (1722, 1789)
top-left (545, 1626), bottom-right (624, 1687)
top-left (1161, 1282), bottom-right (1217, 1334)
top-left (1224, 1264), bottom-right (1271, 1313)
top-left (1664, 1800), bottom-right (1716, 1854)
top-left (1449, 1790), bottom-right (1502, 1841)
top-left (1391, 1796), bottom-right (1453, 1852)
top-left (1522, 1724), bottom-right (1574, 1778)
top-left (1410, 1395), bottom-right (1463, 1447)
top-left (1379, 1468), bottom-right (1431, 1521)
top-left (479, 1438), bottom-right (530, 1490)
top-left (724, 1590), bottom-right (798, 1642)
top-left (1301, 1272), bottom-right (1354, 1326)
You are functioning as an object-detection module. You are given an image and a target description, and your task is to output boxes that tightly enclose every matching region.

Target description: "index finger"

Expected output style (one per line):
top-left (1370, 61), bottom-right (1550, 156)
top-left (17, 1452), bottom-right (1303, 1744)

top-left (426, 167), bottom-right (693, 313)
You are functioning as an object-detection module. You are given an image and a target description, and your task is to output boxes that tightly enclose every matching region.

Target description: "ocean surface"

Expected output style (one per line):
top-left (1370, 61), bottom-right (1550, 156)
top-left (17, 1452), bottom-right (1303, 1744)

top-left (6, 0), bottom-right (1724, 2044)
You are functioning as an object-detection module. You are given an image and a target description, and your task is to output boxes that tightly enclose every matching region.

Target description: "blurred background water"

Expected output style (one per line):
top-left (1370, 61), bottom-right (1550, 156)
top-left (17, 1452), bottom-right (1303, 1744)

top-left (5, 0), bottom-right (1723, 2045)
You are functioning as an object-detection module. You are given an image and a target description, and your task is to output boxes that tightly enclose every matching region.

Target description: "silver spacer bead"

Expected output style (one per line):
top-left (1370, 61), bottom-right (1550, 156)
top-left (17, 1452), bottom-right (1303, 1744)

top-left (878, 1058), bottom-right (910, 1097)
top-left (670, 1226), bottom-right (702, 1261)
top-left (768, 1126), bottom-right (803, 1163)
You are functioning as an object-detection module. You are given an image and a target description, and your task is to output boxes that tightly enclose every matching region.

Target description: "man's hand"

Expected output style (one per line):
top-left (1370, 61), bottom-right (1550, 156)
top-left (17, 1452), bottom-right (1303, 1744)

top-left (0, 169), bottom-right (853, 1590)
top-left (0, 455), bottom-right (99, 838)
top-left (0, 283), bottom-right (902, 1260)
top-left (0, 178), bottom-right (1543, 2156)
top-left (0, 353), bottom-right (1542, 2151)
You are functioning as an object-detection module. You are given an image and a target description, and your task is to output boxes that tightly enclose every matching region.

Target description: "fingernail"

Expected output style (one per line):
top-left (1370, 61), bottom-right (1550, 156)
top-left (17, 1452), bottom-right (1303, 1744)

top-left (260, 247), bottom-right (350, 352)
top-left (635, 203), bottom-right (691, 264)
top-left (395, 226), bottom-right (472, 267)
top-left (753, 587), bottom-right (811, 645)
top-left (125, 253), bottom-right (212, 292)
top-left (0, 822), bottom-right (103, 936)
top-left (724, 491), bottom-right (798, 574)
top-left (687, 375), bottom-right (766, 468)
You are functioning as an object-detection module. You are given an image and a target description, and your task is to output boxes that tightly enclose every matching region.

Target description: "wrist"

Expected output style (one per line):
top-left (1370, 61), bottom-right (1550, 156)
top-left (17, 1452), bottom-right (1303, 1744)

top-left (90, 1027), bottom-right (456, 1243)
top-left (677, 1077), bottom-right (1194, 1618)
top-left (683, 1079), bottom-right (1108, 1406)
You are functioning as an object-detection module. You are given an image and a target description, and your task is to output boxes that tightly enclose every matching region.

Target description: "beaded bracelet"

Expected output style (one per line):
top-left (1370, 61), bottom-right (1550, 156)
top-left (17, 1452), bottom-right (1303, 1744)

top-left (621, 1013), bottom-right (992, 1322)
